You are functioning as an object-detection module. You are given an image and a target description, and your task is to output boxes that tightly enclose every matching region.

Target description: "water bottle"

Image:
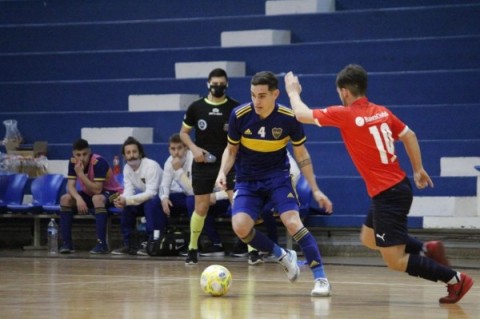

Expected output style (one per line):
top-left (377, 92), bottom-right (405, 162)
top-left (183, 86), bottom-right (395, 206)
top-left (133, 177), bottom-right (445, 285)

top-left (204, 152), bottom-right (216, 163)
top-left (47, 218), bottom-right (58, 254)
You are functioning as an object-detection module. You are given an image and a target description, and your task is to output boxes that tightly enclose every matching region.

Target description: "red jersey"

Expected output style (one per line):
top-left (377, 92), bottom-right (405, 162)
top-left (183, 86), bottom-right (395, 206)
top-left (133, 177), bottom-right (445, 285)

top-left (312, 97), bottom-right (409, 197)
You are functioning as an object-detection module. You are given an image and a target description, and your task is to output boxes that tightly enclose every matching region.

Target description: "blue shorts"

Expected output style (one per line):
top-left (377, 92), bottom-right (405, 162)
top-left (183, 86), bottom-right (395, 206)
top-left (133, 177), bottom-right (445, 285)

top-left (364, 178), bottom-right (413, 247)
top-left (232, 175), bottom-right (299, 221)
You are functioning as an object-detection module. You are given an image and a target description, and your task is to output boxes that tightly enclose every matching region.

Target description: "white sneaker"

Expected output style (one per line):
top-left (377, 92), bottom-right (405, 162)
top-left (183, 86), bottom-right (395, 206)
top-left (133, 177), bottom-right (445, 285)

top-left (278, 249), bottom-right (299, 282)
top-left (311, 278), bottom-right (331, 297)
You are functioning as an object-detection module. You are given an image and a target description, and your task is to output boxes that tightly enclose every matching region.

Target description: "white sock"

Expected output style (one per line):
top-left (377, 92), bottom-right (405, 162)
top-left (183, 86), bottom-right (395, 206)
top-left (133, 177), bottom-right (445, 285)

top-left (448, 272), bottom-right (461, 284)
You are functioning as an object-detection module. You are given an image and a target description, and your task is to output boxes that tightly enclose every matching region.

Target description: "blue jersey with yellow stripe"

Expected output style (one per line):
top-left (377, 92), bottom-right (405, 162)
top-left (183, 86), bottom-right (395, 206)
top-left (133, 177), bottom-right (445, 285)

top-left (228, 102), bottom-right (306, 182)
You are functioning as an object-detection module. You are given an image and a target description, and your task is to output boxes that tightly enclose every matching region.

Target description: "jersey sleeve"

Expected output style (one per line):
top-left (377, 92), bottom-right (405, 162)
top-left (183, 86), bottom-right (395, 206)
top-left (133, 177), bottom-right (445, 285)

top-left (182, 101), bottom-right (196, 128)
top-left (312, 106), bottom-right (347, 128)
top-left (227, 108), bottom-right (241, 144)
top-left (67, 158), bottom-right (77, 180)
top-left (92, 157), bottom-right (110, 181)
top-left (388, 110), bottom-right (408, 139)
top-left (290, 117), bottom-right (307, 146)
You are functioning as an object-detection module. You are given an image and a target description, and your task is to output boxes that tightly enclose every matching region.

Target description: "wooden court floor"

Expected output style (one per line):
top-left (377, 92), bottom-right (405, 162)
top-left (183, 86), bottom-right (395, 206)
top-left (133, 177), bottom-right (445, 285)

top-left (0, 254), bottom-right (478, 319)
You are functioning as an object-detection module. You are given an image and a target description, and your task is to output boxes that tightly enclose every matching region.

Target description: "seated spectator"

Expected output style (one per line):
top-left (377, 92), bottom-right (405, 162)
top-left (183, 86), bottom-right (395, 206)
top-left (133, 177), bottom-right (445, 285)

top-left (111, 136), bottom-right (164, 255)
top-left (160, 133), bottom-right (230, 257)
top-left (59, 139), bottom-right (123, 254)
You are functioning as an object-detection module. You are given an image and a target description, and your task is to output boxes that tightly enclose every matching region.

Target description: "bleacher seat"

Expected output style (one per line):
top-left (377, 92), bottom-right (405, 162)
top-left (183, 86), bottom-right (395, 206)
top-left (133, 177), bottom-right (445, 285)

top-left (7, 174), bottom-right (65, 214)
top-left (0, 173), bottom-right (29, 213)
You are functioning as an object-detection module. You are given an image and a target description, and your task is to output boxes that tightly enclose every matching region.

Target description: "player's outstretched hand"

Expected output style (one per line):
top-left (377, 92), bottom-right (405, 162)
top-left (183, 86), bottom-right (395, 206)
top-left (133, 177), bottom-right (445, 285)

top-left (313, 190), bottom-right (333, 214)
top-left (284, 72), bottom-right (302, 97)
top-left (414, 169), bottom-right (434, 189)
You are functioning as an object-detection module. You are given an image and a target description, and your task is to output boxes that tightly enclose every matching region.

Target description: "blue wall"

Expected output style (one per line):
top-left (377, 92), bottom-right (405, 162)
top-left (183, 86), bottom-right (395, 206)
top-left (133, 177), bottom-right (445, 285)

top-left (0, 1), bottom-right (478, 221)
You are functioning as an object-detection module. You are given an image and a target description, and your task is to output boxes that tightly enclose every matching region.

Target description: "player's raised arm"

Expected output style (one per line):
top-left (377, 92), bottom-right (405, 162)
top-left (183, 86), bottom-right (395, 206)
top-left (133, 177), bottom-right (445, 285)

top-left (284, 72), bottom-right (316, 124)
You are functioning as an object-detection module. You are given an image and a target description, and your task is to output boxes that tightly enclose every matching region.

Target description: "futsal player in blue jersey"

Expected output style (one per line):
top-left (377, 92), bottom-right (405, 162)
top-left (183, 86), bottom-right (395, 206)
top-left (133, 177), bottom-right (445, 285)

top-left (216, 71), bottom-right (334, 296)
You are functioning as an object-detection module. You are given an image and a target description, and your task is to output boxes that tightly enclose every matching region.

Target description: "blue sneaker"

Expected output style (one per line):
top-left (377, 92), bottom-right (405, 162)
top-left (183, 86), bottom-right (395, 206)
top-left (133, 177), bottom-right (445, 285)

top-left (90, 241), bottom-right (109, 254)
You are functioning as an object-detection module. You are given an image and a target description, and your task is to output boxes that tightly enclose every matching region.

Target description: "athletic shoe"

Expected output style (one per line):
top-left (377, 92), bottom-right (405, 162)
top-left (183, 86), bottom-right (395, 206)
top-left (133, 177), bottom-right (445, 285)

top-left (89, 242), bottom-right (109, 254)
top-left (111, 245), bottom-right (130, 255)
top-left (439, 273), bottom-right (474, 304)
top-left (278, 249), bottom-right (299, 282)
top-left (137, 241), bottom-right (148, 256)
top-left (248, 250), bottom-right (264, 265)
top-left (59, 244), bottom-right (75, 254)
top-left (199, 244), bottom-right (225, 257)
top-left (425, 241), bottom-right (450, 266)
top-left (231, 240), bottom-right (248, 257)
top-left (311, 278), bottom-right (331, 297)
top-left (259, 251), bottom-right (276, 261)
top-left (185, 249), bottom-right (198, 265)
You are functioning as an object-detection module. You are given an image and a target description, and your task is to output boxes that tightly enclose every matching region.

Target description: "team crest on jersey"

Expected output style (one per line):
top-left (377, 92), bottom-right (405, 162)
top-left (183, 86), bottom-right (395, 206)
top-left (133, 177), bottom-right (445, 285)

top-left (272, 128), bottom-right (283, 139)
top-left (244, 129), bottom-right (252, 135)
top-left (198, 119), bottom-right (207, 130)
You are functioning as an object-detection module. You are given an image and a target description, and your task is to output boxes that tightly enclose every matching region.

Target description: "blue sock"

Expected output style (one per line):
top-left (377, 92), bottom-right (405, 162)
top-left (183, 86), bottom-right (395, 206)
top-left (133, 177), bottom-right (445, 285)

top-left (294, 227), bottom-right (325, 280)
top-left (243, 229), bottom-right (275, 253)
top-left (312, 265), bottom-right (326, 279)
top-left (59, 210), bottom-right (73, 247)
top-left (94, 210), bottom-right (108, 245)
top-left (272, 244), bottom-right (284, 258)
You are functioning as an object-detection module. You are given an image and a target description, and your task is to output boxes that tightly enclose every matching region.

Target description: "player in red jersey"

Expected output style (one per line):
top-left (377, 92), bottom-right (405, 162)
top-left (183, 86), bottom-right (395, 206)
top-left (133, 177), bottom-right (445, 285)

top-left (284, 64), bottom-right (473, 304)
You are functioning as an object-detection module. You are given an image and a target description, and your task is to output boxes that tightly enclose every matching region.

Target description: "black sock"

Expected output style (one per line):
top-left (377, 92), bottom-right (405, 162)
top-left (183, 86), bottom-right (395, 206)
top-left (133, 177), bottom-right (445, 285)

top-left (406, 254), bottom-right (456, 283)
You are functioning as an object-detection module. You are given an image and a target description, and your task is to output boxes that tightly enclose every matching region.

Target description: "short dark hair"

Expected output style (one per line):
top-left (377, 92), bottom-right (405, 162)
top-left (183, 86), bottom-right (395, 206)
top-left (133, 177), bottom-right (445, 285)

top-left (121, 136), bottom-right (146, 158)
top-left (208, 68), bottom-right (228, 81)
top-left (251, 71), bottom-right (278, 91)
top-left (72, 139), bottom-right (89, 151)
top-left (169, 133), bottom-right (183, 144)
top-left (336, 64), bottom-right (368, 96)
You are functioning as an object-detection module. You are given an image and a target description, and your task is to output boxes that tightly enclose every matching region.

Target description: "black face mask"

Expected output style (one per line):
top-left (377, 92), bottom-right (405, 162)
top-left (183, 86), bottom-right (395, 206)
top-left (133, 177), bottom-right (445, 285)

top-left (209, 84), bottom-right (227, 98)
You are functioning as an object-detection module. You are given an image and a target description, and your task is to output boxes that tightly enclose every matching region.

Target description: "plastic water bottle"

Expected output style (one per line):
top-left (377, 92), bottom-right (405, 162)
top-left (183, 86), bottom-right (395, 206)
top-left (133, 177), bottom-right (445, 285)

top-left (47, 218), bottom-right (58, 254)
top-left (204, 152), bottom-right (216, 163)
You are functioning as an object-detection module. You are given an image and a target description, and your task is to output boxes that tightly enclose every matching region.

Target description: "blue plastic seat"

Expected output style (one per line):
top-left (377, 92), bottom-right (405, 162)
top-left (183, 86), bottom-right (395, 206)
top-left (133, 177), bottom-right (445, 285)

top-left (0, 173), bottom-right (29, 213)
top-left (7, 173), bottom-right (65, 214)
top-left (296, 174), bottom-right (313, 219)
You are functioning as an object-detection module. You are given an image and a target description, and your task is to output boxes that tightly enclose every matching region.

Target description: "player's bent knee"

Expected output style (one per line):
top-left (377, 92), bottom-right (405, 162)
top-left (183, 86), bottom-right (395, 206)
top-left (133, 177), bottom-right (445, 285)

top-left (92, 195), bottom-right (106, 207)
top-left (232, 224), bottom-right (251, 239)
top-left (60, 194), bottom-right (73, 206)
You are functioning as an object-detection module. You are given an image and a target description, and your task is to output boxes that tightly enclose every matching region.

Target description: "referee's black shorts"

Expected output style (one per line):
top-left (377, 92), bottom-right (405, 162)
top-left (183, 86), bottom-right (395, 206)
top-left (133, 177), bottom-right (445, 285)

top-left (191, 162), bottom-right (235, 195)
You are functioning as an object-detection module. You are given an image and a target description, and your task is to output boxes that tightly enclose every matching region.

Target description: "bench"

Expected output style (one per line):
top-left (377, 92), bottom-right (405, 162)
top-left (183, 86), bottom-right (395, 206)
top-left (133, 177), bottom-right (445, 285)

top-left (0, 212), bottom-right (121, 250)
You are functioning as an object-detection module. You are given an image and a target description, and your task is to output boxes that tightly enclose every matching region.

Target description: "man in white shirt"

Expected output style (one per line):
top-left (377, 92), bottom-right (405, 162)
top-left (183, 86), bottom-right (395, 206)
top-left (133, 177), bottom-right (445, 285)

top-left (111, 136), bottom-right (164, 255)
top-left (160, 133), bottom-right (229, 256)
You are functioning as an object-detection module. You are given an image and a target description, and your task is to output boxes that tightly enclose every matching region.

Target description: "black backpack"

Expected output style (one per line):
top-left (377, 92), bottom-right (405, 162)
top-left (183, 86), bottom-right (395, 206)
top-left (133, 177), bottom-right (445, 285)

top-left (146, 227), bottom-right (188, 256)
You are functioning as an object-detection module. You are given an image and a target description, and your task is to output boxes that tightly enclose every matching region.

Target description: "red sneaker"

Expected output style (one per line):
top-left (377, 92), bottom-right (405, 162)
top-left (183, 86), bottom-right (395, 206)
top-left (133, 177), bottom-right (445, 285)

top-left (425, 241), bottom-right (450, 266)
top-left (439, 273), bottom-right (474, 304)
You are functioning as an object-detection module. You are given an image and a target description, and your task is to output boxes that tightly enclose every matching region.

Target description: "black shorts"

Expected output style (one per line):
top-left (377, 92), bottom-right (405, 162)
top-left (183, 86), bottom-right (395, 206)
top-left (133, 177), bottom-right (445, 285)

top-left (191, 161), bottom-right (235, 195)
top-left (364, 178), bottom-right (413, 247)
top-left (78, 190), bottom-right (115, 209)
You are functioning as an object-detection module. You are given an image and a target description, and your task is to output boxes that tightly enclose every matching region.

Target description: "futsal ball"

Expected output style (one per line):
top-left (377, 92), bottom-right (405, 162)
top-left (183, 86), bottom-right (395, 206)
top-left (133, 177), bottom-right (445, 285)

top-left (200, 265), bottom-right (232, 297)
